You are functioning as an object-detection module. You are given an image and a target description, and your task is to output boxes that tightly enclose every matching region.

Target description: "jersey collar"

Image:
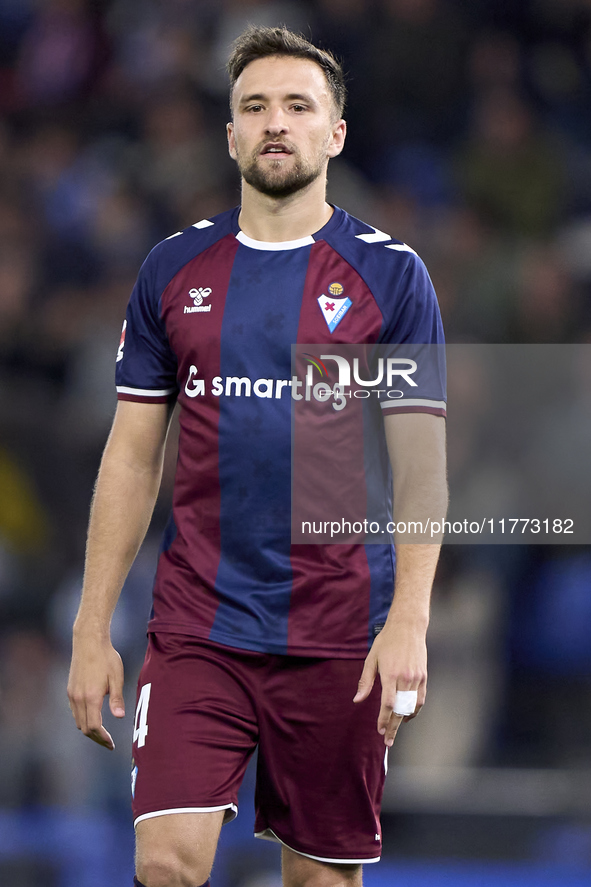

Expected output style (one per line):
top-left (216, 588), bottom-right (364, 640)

top-left (232, 205), bottom-right (344, 251)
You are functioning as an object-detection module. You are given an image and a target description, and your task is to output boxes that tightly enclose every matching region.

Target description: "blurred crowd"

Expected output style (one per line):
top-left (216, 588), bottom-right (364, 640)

top-left (1, 0), bottom-right (591, 880)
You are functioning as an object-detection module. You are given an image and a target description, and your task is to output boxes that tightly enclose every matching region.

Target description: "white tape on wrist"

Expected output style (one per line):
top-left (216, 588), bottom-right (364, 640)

top-left (393, 690), bottom-right (418, 716)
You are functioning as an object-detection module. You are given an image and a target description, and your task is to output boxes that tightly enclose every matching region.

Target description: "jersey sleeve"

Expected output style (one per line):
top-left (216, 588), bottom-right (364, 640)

top-left (378, 248), bottom-right (446, 418)
top-left (115, 252), bottom-right (178, 404)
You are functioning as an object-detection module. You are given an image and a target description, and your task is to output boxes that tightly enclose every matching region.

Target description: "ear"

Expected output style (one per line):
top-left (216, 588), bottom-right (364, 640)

top-left (227, 122), bottom-right (237, 160)
top-left (327, 119), bottom-right (346, 159)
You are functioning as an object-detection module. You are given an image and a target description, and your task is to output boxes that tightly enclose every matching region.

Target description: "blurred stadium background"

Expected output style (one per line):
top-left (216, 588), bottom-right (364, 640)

top-left (1, 0), bottom-right (591, 884)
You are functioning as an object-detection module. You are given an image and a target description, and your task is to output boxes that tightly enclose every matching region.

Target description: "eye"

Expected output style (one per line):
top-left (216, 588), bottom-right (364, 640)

top-left (246, 104), bottom-right (263, 113)
top-left (292, 104), bottom-right (307, 113)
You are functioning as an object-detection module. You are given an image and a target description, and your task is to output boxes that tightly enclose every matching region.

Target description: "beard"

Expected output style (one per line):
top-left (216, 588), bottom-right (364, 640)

top-left (236, 144), bottom-right (326, 198)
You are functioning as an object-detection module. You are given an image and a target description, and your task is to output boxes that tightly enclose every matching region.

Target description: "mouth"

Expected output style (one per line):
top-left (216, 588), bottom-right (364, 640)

top-left (260, 142), bottom-right (293, 158)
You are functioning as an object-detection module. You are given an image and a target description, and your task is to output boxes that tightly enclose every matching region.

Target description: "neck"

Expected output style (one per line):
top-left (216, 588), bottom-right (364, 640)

top-left (237, 177), bottom-right (333, 242)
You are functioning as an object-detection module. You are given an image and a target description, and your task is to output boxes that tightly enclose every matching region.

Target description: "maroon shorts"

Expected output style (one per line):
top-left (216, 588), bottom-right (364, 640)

top-left (131, 633), bottom-right (387, 863)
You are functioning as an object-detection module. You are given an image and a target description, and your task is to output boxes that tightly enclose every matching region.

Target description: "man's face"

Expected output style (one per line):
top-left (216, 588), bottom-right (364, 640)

top-left (227, 56), bottom-right (346, 198)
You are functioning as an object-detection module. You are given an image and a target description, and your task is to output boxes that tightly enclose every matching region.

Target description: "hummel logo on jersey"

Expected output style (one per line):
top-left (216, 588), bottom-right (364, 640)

top-left (317, 283), bottom-right (352, 333)
top-left (184, 287), bottom-right (212, 314)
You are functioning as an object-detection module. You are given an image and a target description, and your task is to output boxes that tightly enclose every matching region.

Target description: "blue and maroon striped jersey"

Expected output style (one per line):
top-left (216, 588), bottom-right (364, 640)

top-left (115, 206), bottom-right (446, 657)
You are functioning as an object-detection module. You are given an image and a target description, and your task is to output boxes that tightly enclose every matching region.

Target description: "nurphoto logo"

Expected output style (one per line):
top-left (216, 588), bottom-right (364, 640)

top-left (183, 349), bottom-right (420, 410)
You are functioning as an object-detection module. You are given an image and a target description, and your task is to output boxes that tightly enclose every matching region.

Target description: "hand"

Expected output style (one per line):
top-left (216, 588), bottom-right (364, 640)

top-left (353, 620), bottom-right (427, 747)
top-left (67, 635), bottom-right (125, 750)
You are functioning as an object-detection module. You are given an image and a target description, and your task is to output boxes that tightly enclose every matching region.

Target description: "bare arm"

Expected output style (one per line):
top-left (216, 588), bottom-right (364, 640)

top-left (354, 412), bottom-right (448, 746)
top-left (67, 400), bottom-right (173, 749)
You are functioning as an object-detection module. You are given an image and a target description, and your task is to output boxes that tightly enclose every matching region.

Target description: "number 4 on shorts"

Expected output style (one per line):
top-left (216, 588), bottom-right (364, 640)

top-left (133, 683), bottom-right (152, 748)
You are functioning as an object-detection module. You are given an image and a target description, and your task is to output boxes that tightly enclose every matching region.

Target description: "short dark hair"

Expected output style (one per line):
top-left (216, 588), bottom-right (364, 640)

top-left (227, 25), bottom-right (346, 117)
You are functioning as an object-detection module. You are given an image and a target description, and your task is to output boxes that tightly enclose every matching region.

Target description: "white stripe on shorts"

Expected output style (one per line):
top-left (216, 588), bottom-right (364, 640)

top-left (134, 803), bottom-right (238, 828)
top-left (254, 827), bottom-right (381, 864)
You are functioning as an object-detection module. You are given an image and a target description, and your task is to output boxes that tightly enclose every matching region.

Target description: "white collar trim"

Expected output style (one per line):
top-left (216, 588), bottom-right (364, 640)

top-left (236, 230), bottom-right (314, 251)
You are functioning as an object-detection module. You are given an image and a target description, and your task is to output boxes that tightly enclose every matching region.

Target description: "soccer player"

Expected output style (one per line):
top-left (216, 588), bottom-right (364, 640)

top-left (67, 26), bottom-right (447, 887)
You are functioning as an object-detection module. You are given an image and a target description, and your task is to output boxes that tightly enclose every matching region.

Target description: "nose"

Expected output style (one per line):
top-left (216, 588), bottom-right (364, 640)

top-left (265, 105), bottom-right (289, 136)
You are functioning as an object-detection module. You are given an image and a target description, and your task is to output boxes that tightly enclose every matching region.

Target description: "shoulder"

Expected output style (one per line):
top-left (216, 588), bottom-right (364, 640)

top-left (323, 207), bottom-right (434, 298)
top-left (324, 208), bottom-right (443, 343)
top-left (140, 207), bottom-right (239, 294)
top-left (324, 206), bottom-right (429, 281)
